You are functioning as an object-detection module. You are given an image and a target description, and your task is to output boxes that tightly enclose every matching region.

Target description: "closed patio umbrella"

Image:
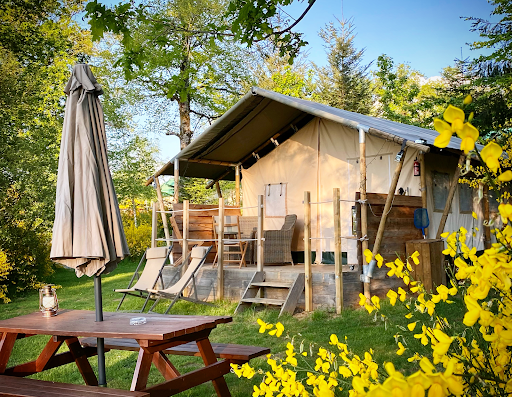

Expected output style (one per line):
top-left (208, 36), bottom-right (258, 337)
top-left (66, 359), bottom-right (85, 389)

top-left (50, 63), bottom-right (129, 386)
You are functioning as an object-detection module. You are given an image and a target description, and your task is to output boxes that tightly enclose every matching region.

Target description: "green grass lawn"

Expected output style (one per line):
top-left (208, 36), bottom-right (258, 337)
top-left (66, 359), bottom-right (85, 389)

top-left (1, 259), bottom-right (465, 396)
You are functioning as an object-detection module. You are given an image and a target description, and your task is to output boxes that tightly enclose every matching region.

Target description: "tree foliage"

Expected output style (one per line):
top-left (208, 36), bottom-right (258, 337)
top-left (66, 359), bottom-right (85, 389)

top-left (373, 54), bottom-right (444, 128)
top-left (244, 44), bottom-right (317, 100)
top-left (0, 0), bottom-right (91, 301)
top-left (316, 20), bottom-right (373, 115)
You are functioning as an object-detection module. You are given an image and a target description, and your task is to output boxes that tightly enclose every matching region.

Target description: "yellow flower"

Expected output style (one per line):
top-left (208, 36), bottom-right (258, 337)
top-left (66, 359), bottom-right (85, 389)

top-left (410, 251), bottom-right (420, 265)
top-left (257, 318), bottom-right (273, 333)
top-left (371, 295), bottom-right (380, 309)
top-left (434, 130), bottom-right (453, 148)
top-left (408, 321), bottom-right (418, 331)
top-left (463, 94), bottom-right (472, 105)
top-left (431, 329), bottom-right (453, 356)
top-left (443, 105), bottom-right (465, 133)
top-left (387, 290), bottom-right (398, 306)
top-left (396, 342), bottom-right (406, 356)
top-left (471, 211), bottom-right (477, 219)
top-left (458, 122), bottom-right (479, 153)
top-left (364, 248), bottom-right (373, 264)
top-left (397, 287), bottom-right (407, 302)
top-left (480, 141), bottom-right (502, 173)
top-left (268, 322), bottom-right (284, 337)
top-left (498, 170), bottom-right (512, 182)
top-left (358, 293), bottom-right (367, 306)
top-left (375, 253), bottom-right (384, 268)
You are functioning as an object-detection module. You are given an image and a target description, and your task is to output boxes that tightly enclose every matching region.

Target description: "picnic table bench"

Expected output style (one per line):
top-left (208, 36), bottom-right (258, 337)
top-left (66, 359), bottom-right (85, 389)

top-left (0, 375), bottom-right (149, 397)
top-left (80, 337), bottom-right (270, 365)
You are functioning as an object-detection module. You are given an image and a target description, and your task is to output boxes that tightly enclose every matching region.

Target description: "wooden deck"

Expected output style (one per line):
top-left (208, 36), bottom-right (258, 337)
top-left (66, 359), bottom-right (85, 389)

top-left (162, 263), bottom-right (363, 310)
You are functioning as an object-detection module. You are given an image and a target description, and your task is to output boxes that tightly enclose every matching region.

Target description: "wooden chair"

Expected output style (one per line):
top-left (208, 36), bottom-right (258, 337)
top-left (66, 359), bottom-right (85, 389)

top-left (212, 215), bottom-right (248, 268)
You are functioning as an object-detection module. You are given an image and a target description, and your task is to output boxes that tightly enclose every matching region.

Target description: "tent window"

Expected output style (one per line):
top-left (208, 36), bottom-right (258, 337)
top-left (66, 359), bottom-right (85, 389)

top-left (432, 171), bottom-right (451, 213)
top-left (459, 183), bottom-right (475, 214)
top-left (264, 183), bottom-right (287, 218)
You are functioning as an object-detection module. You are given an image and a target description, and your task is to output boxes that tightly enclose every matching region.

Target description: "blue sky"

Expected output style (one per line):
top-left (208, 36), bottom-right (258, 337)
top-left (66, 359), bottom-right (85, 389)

top-left (124, 0), bottom-right (500, 161)
top-left (287, 0), bottom-right (497, 77)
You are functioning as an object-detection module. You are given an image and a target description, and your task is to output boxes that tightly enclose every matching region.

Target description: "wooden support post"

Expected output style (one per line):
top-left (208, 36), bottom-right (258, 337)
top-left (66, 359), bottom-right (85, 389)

top-left (182, 200), bottom-right (189, 270)
top-left (483, 185), bottom-right (491, 249)
top-left (174, 160), bottom-right (179, 203)
top-left (151, 202), bottom-right (157, 248)
top-left (217, 199), bottom-right (224, 300)
top-left (256, 195), bottom-right (264, 272)
top-left (359, 128), bottom-right (370, 298)
top-left (436, 155), bottom-right (465, 239)
top-left (154, 176), bottom-right (171, 242)
top-left (333, 188), bottom-right (343, 314)
top-left (235, 165), bottom-right (241, 208)
top-left (304, 191), bottom-right (312, 312)
top-left (372, 147), bottom-right (407, 257)
top-left (215, 182), bottom-right (222, 199)
top-left (420, 152), bottom-right (428, 236)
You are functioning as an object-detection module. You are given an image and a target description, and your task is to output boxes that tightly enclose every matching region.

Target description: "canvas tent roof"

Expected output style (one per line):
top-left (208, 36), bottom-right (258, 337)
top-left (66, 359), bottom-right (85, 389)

top-left (150, 87), bottom-right (470, 184)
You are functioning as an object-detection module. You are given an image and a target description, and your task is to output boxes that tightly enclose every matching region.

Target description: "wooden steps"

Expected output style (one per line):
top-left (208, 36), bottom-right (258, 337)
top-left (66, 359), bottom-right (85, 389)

top-left (235, 271), bottom-right (305, 317)
top-left (239, 297), bottom-right (286, 305)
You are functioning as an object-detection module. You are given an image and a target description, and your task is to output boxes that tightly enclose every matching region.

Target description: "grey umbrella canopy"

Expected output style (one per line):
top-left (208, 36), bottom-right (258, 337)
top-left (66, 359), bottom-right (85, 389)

top-left (50, 63), bottom-right (129, 386)
top-left (51, 63), bottom-right (129, 276)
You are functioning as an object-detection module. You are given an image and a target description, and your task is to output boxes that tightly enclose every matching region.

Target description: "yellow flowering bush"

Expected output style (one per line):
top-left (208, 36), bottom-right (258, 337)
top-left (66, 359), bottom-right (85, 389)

top-left (234, 98), bottom-right (512, 396)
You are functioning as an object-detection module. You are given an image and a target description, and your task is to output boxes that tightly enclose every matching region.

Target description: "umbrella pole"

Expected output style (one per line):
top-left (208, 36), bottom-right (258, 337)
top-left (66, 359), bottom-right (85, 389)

top-left (94, 275), bottom-right (107, 387)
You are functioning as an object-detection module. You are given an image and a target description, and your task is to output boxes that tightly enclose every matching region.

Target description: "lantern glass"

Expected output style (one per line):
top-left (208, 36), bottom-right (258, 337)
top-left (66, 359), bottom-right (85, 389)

top-left (39, 285), bottom-right (58, 317)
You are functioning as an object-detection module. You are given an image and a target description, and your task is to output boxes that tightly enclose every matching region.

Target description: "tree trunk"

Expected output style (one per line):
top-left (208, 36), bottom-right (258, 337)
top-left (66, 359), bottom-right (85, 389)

top-left (178, 99), bottom-right (192, 149)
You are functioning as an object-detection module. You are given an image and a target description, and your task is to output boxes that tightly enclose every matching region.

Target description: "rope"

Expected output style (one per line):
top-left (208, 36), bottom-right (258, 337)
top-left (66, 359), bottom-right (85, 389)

top-left (155, 238), bottom-right (264, 242)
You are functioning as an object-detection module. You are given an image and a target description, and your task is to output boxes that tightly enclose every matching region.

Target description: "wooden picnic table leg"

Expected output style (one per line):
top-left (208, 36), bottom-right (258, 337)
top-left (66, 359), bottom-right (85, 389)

top-left (131, 348), bottom-right (153, 391)
top-left (0, 332), bottom-right (17, 374)
top-left (196, 338), bottom-right (232, 397)
top-left (4, 336), bottom-right (64, 376)
top-left (65, 337), bottom-right (98, 386)
top-left (152, 351), bottom-right (180, 380)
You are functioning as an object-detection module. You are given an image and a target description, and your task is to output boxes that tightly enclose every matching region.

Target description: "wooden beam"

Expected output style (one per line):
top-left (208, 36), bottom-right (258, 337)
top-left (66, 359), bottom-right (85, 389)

top-left (436, 154), bottom-right (465, 239)
top-left (187, 159), bottom-right (238, 167)
top-left (483, 185), bottom-right (491, 249)
top-left (256, 195), bottom-right (264, 272)
top-left (235, 165), bottom-right (241, 207)
top-left (154, 176), bottom-right (171, 242)
top-left (304, 191), bottom-right (312, 312)
top-left (182, 200), bottom-right (190, 270)
top-left (371, 147), bottom-right (408, 257)
top-left (359, 128), bottom-right (370, 299)
top-left (333, 188), bottom-right (343, 314)
top-left (367, 127), bottom-right (430, 153)
top-left (217, 200), bottom-right (224, 300)
top-left (215, 182), bottom-right (222, 198)
top-left (419, 152), bottom-right (428, 236)
top-left (174, 160), bottom-right (180, 203)
top-left (151, 202), bottom-right (157, 248)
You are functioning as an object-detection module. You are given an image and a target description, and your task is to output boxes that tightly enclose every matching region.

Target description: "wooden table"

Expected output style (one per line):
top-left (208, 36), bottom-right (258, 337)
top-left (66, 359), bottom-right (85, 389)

top-left (0, 310), bottom-right (233, 396)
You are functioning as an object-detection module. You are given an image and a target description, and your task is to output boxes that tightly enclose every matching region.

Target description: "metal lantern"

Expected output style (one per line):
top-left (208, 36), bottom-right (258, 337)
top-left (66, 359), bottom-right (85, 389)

top-left (39, 284), bottom-right (58, 317)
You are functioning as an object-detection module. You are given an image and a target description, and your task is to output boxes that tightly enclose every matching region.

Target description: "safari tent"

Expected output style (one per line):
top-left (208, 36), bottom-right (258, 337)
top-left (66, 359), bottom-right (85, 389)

top-left (151, 88), bottom-right (490, 266)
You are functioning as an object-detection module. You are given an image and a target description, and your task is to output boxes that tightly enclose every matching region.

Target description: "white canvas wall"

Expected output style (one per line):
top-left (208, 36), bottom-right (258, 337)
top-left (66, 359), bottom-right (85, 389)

top-left (242, 117), bottom-right (425, 263)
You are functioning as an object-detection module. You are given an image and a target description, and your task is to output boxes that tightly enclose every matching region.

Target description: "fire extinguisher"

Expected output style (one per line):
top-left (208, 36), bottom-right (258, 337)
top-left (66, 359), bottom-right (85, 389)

top-left (413, 158), bottom-right (421, 176)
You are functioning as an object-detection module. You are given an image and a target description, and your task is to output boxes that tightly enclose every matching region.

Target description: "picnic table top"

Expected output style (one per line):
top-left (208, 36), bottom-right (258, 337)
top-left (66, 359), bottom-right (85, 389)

top-left (0, 310), bottom-right (232, 341)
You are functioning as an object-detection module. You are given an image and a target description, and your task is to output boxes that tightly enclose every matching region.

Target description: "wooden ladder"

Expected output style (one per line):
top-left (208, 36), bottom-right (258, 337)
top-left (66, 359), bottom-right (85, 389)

top-left (235, 271), bottom-right (305, 317)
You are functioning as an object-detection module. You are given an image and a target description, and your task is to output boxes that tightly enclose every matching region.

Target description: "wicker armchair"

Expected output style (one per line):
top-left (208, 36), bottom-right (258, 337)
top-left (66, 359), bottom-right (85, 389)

top-left (263, 214), bottom-right (297, 265)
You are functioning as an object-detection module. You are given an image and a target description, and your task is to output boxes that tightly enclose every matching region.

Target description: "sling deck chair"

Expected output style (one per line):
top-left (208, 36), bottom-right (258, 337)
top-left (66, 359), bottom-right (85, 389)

top-left (140, 245), bottom-right (213, 314)
top-left (114, 245), bottom-right (172, 311)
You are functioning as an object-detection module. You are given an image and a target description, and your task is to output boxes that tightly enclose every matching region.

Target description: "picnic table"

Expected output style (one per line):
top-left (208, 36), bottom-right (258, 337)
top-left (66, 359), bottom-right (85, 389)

top-left (0, 310), bottom-right (267, 397)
